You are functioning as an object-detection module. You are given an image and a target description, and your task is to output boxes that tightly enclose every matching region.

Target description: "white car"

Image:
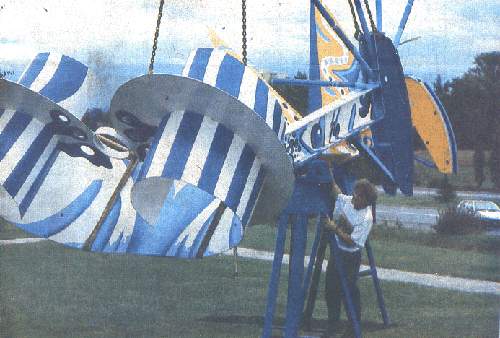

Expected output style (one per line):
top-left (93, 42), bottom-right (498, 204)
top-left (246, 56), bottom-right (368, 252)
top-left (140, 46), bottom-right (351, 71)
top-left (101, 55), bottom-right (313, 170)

top-left (456, 200), bottom-right (500, 227)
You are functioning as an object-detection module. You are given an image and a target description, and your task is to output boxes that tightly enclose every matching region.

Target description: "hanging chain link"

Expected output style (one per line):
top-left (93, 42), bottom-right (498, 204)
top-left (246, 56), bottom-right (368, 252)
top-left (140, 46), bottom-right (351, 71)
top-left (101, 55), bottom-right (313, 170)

top-left (347, 0), bottom-right (361, 40)
top-left (363, 0), bottom-right (377, 32)
top-left (148, 0), bottom-right (165, 75)
top-left (241, 0), bottom-right (248, 65)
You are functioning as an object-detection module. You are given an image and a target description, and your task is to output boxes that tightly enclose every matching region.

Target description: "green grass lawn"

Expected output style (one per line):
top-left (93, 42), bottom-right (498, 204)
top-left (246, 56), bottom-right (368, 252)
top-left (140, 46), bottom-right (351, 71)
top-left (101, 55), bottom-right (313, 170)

top-left (241, 224), bottom-right (500, 282)
top-left (0, 241), bottom-right (498, 338)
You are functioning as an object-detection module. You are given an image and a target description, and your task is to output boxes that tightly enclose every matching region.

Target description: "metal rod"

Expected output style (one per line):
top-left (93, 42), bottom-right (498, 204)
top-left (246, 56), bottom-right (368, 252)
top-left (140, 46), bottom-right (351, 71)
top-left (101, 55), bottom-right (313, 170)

top-left (262, 214), bottom-right (289, 338)
top-left (271, 78), bottom-right (379, 90)
top-left (82, 152), bottom-right (138, 251)
top-left (376, 0), bottom-right (382, 31)
top-left (393, 0), bottom-right (415, 47)
top-left (311, 0), bottom-right (373, 77)
top-left (233, 246), bottom-right (239, 277)
top-left (96, 133), bottom-right (129, 153)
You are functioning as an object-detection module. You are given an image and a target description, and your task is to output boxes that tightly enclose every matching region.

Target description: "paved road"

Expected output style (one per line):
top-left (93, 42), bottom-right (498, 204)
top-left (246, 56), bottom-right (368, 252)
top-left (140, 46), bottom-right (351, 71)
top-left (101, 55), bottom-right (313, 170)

top-left (376, 205), bottom-right (438, 231)
top-left (377, 186), bottom-right (500, 200)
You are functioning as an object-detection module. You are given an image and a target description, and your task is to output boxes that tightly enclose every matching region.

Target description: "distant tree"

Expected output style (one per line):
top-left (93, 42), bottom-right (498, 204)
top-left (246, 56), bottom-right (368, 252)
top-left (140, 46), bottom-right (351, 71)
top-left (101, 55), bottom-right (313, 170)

top-left (489, 128), bottom-right (500, 191)
top-left (434, 52), bottom-right (499, 150)
top-left (473, 145), bottom-right (485, 188)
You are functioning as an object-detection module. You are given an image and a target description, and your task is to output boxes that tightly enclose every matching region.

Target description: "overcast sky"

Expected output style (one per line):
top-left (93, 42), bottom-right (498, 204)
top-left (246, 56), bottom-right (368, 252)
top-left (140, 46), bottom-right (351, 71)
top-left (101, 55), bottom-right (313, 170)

top-left (0, 0), bottom-right (498, 82)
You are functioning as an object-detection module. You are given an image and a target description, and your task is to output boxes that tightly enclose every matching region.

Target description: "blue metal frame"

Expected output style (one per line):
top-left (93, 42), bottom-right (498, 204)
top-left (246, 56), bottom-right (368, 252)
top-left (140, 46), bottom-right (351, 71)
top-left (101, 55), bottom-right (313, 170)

top-left (311, 0), bottom-right (373, 78)
top-left (271, 78), bottom-right (380, 91)
top-left (393, 0), bottom-right (415, 47)
top-left (261, 161), bottom-right (390, 338)
top-left (309, 0), bottom-right (322, 113)
top-left (376, 0), bottom-right (382, 31)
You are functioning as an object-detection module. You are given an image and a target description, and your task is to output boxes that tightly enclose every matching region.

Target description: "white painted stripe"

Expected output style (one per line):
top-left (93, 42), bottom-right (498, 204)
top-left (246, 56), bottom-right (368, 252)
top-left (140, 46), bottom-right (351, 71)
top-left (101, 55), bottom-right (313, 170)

top-left (203, 49), bottom-right (226, 86)
top-left (214, 134), bottom-right (246, 202)
top-left (0, 119), bottom-right (45, 183)
top-left (180, 116), bottom-right (218, 186)
top-left (265, 96), bottom-right (277, 130)
top-left (207, 207), bottom-right (236, 254)
top-left (146, 111), bottom-right (184, 178)
top-left (13, 138), bottom-right (58, 203)
top-left (236, 157), bottom-right (261, 219)
top-left (0, 109), bottom-right (15, 135)
top-left (17, 55), bottom-right (38, 85)
top-left (182, 50), bottom-right (197, 77)
top-left (278, 115), bottom-right (286, 139)
top-left (168, 198), bottom-right (221, 255)
top-left (29, 53), bottom-right (62, 93)
top-left (238, 68), bottom-right (258, 109)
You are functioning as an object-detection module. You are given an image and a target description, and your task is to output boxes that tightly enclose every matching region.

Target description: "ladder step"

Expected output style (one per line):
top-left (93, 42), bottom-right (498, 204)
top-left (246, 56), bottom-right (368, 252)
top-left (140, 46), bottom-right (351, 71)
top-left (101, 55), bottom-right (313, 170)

top-left (358, 268), bottom-right (373, 277)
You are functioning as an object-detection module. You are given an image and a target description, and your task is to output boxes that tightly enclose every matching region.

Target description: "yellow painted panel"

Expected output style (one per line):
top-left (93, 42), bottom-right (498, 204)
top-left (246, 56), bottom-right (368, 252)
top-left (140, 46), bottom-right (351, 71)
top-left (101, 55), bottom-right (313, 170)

top-left (406, 77), bottom-right (454, 173)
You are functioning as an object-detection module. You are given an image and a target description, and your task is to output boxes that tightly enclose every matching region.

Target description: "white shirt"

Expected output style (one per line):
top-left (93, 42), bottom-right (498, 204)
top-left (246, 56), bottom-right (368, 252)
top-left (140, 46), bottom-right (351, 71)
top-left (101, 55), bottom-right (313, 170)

top-left (332, 194), bottom-right (373, 252)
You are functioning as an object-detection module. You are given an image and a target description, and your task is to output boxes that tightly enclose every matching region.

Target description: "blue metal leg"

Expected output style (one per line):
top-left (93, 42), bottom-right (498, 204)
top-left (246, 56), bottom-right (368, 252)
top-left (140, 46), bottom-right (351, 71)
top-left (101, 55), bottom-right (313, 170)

top-left (284, 214), bottom-right (308, 338)
top-left (262, 213), bottom-right (289, 338)
top-left (302, 214), bottom-right (323, 296)
top-left (365, 240), bottom-right (390, 326)
top-left (330, 236), bottom-right (362, 338)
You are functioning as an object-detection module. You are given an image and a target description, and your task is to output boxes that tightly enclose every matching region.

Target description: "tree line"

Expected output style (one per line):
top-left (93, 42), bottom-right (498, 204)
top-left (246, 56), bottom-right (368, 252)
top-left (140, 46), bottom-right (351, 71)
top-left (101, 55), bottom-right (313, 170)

top-left (434, 52), bottom-right (500, 189)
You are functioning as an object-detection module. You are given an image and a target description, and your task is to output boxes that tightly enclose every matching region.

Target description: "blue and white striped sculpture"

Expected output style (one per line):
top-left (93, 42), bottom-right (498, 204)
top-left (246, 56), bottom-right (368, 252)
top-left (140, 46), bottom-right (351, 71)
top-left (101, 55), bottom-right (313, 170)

top-left (108, 48), bottom-right (295, 256)
top-left (0, 53), bottom-right (112, 223)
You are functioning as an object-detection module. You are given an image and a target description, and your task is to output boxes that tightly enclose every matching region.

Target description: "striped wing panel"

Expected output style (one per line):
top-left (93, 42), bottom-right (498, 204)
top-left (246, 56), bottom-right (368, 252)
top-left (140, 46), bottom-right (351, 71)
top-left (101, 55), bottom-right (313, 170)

top-left (182, 48), bottom-right (288, 141)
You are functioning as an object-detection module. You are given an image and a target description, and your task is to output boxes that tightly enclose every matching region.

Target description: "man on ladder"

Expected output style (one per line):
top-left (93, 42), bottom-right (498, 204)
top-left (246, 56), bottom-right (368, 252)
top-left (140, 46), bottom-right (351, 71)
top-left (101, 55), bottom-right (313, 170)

top-left (323, 179), bottom-right (377, 338)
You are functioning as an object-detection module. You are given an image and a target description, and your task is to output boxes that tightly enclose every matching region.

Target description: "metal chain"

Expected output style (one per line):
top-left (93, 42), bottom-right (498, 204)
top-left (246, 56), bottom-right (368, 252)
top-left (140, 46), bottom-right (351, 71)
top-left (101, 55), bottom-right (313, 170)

top-left (347, 0), bottom-right (361, 40)
top-left (241, 0), bottom-right (248, 65)
top-left (363, 0), bottom-right (377, 32)
top-left (148, 0), bottom-right (165, 75)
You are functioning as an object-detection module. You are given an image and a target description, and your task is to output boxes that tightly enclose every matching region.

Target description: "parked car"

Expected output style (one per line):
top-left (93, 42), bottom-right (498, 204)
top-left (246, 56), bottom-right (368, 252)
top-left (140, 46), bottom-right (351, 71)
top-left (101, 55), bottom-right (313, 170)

top-left (456, 200), bottom-right (500, 227)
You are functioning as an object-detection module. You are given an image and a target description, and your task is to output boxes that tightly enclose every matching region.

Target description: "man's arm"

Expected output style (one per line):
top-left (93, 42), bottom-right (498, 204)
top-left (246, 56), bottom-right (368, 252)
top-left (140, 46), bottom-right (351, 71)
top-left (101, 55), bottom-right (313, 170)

top-left (324, 218), bottom-right (355, 246)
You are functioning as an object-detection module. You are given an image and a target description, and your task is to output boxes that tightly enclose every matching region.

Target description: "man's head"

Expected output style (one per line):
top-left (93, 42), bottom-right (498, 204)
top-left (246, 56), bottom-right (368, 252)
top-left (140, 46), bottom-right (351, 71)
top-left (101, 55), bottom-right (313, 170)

top-left (351, 179), bottom-right (377, 210)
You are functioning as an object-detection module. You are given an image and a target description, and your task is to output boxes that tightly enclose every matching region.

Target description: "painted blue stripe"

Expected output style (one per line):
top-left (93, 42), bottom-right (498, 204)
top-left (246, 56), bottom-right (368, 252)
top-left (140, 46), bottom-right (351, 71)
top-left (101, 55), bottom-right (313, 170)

top-left (91, 197), bottom-right (122, 252)
top-left (225, 145), bottom-right (255, 210)
top-left (348, 104), bottom-right (357, 131)
top-left (187, 48), bottom-right (213, 81)
top-left (424, 82), bottom-right (458, 174)
top-left (215, 55), bottom-right (245, 98)
top-left (0, 112), bottom-right (33, 162)
top-left (137, 114), bottom-right (170, 178)
top-left (15, 180), bottom-right (102, 237)
top-left (254, 79), bottom-right (269, 119)
top-left (18, 52), bottom-right (50, 87)
top-left (272, 101), bottom-right (282, 134)
top-left (316, 26), bottom-right (331, 43)
top-left (39, 55), bottom-right (88, 103)
top-left (241, 167), bottom-right (266, 226)
top-left (127, 184), bottom-right (215, 256)
top-left (18, 147), bottom-right (59, 217)
top-left (162, 112), bottom-right (204, 180)
top-left (4, 125), bottom-right (55, 197)
top-left (198, 124), bottom-right (234, 194)
top-left (229, 214), bottom-right (243, 247)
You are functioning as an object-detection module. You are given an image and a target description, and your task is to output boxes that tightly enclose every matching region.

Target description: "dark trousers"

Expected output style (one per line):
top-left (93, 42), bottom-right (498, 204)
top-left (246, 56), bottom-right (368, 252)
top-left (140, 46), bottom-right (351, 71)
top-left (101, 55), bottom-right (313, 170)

top-left (325, 245), bottom-right (361, 333)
